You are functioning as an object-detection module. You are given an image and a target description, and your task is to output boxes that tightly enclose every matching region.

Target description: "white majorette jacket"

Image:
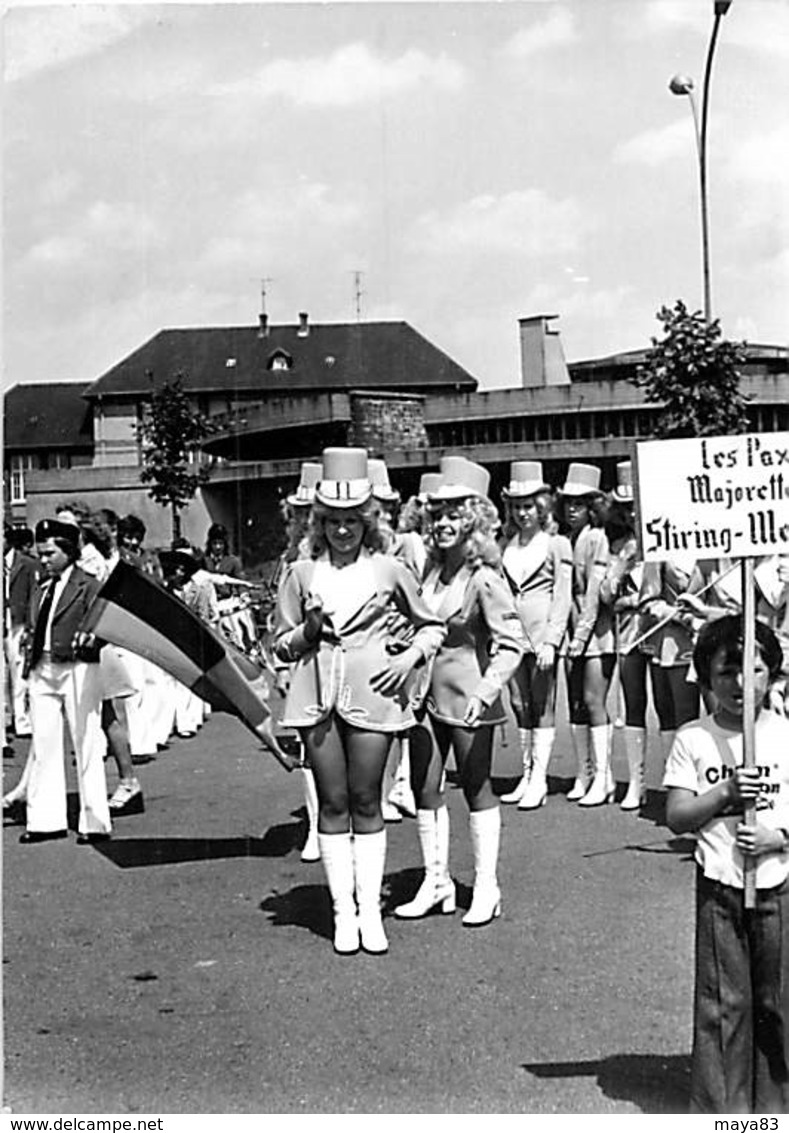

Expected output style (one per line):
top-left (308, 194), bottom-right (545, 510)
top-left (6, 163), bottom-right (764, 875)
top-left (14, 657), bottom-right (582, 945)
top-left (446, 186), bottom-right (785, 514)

top-left (565, 525), bottom-right (613, 656)
top-left (501, 531), bottom-right (573, 653)
top-left (421, 563), bottom-right (525, 728)
top-left (273, 549), bottom-right (446, 733)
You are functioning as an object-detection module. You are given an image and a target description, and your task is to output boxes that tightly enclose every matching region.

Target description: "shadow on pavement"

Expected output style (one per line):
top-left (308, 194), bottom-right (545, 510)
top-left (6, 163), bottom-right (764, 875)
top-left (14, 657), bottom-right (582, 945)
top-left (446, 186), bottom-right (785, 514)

top-left (522, 1051), bottom-right (691, 1113)
top-left (91, 822), bottom-right (305, 868)
top-left (259, 884), bottom-right (332, 941)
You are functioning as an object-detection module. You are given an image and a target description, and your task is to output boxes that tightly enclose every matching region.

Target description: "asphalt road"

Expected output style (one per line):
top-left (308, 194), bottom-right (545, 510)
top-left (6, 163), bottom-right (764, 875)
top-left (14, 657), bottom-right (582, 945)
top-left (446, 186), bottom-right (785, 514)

top-left (2, 705), bottom-right (696, 1115)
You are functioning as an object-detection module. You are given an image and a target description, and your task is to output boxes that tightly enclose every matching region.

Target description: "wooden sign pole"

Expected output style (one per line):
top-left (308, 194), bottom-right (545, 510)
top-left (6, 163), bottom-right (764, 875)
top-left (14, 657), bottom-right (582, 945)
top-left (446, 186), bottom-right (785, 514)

top-left (742, 556), bottom-right (757, 910)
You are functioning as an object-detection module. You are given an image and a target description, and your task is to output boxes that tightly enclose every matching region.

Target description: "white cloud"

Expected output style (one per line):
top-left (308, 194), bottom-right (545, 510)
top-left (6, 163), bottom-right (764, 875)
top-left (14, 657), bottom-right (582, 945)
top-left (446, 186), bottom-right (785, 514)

top-left (613, 119), bottom-right (694, 167)
top-left (623, 0), bottom-right (788, 56)
top-left (502, 6), bottom-right (577, 58)
top-left (724, 123), bottom-right (789, 190)
top-left (211, 42), bottom-right (464, 107)
top-left (409, 190), bottom-right (587, 257)
top-left (27, 235), bottom-right (86, 266)
top-left (639, 1), bottom-right (704, 35)
top-left (198, 181), bottom-right (363, 271)
top-left (38, 170), bottom-right (82, 208)
top-left (4, 6), bottom-right (154, 83)
top-left (23, 200), bottom-right (160, 267)
top-left (725, 3), bottom-right (789, 58)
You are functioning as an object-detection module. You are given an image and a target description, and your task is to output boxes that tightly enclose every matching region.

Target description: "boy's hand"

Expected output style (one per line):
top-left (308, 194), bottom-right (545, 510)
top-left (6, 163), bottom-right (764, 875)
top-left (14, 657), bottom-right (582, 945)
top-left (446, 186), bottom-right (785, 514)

top-left (726, 767), bottom-right (765, 808)
top-left (735, 821), bottom-right (785, 858)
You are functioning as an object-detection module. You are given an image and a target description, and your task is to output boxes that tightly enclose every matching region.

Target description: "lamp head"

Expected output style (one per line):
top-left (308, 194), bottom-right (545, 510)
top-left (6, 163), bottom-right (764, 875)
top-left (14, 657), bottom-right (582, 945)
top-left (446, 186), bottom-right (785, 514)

top-left (669, 74), bottom-right (695, 96)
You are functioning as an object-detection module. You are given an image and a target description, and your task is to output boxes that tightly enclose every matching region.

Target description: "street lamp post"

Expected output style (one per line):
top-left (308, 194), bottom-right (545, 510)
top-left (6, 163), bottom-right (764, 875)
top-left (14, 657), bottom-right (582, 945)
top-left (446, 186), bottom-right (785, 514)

top-left (669, 0), bottom-right (733, 324)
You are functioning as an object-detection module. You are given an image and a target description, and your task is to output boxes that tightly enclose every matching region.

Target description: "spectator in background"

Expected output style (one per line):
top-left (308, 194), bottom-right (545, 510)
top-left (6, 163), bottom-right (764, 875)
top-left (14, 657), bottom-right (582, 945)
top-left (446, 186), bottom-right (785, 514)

top-left (20, 519), bottom-right (110, 843)
top-left (4, 525), bottom-right (39, 740)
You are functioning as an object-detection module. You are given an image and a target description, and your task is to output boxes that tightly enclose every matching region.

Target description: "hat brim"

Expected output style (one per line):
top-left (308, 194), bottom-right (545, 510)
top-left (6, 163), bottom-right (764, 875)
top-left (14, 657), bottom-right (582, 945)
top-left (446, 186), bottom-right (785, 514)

top-left (502, 482), bottom-right (549, 499)
top-left (558, 484), bottom-right (603, 497)
top-left (427, 484), bottom-right (487, 504)
top-left (611, 489), bottom-right (634, 502)
top-left (286, 493), bottom-right (314, 507)
top-left (315, 489), bottom-right (372, 509)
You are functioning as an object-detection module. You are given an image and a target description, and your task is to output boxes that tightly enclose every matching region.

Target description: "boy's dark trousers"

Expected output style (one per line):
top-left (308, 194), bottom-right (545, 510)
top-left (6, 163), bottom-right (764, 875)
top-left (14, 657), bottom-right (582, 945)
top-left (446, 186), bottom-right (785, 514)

top-left (691, 869), bottom-right (789, 1114)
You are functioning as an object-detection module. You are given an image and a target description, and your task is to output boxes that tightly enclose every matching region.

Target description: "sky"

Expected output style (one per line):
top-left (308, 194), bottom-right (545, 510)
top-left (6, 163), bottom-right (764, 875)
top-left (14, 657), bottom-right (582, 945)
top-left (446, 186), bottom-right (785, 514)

top-left (3, 0), bottom-right (788, 392)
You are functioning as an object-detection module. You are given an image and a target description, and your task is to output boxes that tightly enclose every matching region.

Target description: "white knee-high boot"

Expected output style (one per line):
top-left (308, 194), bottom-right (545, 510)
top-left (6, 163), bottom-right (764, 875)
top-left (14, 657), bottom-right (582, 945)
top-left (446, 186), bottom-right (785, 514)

top-left (566, 723), bottom-right (592, 800)
top-left (300, 767), bottom-right (320, 862)
top-left (381, 745), bottom-right (402, 823)
top-left (3, 743), bottom-right (34, 807)
top-left (318, 832), bottom-right (359, 954)
top-left (353, 830), bottom-right (388, 954)
top-left (659, 730), bottom-right (676, 773)
top-left (394, 806), bottom-right (455, 918)
top-left (620, 726), bottom-right (647, 811)
top-left (501, 728), bottom-right (533, 803)
top-left (579, 724), bottom-right (614, 806)
top-left (463, 808), bottom-right (502, 927)
top-left (388, 733), bottom-right (417, 817)
top-left (518, 726), bottom-right (554, 810)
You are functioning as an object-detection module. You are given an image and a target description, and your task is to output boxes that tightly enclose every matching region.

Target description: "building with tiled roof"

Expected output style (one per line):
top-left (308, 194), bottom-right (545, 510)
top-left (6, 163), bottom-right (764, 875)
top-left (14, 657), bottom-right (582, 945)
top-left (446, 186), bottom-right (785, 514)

top-left (4, 311), bottom-right (788, 566)
top-left (3, 382), bottom-right (94, 524)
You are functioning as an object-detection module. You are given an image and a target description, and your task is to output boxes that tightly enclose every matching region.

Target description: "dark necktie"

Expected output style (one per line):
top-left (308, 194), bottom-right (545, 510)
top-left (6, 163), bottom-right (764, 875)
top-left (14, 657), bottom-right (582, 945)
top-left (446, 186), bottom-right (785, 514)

top-left (29, 582), bottom-right (56, 668)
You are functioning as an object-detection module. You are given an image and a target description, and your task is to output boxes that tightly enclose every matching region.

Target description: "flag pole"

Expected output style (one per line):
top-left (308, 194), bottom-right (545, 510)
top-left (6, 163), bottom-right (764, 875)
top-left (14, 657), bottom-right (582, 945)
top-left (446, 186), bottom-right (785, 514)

top-left (742, 556), bottom-right (757, 909)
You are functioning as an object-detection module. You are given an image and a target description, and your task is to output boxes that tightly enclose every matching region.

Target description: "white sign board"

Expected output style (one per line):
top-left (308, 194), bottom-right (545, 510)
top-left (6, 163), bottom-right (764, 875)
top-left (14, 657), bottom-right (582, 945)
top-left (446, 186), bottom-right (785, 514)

top-left (635, 431), bottom-right (789, 562)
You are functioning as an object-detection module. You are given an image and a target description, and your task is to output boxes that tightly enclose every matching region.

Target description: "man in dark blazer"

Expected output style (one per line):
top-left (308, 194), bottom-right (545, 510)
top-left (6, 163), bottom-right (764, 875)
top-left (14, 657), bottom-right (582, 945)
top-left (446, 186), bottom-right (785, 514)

top-left (21, 519), bottom-right (111, 844)
top-left (4, 525), bottom-right (39, 737)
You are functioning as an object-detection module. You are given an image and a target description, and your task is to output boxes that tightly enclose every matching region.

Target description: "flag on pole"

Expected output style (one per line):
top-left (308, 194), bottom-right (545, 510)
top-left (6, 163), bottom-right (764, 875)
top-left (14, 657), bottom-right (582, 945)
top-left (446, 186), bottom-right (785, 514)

top-left (79, 559), bottom-right (293, 769)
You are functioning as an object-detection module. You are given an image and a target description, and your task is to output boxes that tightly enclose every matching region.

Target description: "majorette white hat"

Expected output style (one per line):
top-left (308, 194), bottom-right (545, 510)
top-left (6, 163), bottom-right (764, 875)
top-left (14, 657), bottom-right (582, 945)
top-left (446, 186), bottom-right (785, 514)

top-left (315, 447), bottom-right (372, 508)
top-left (428, 455), bottom-right (491, 503)
top-left (501, 460), bottom-right (549, 499)
top-left (418, 472), bottom-right (442, 502)
top-left (287, 461), bottom-right (323, 507)
top-left (368, 458), bottom-right (400, 504)
top-left (611, 460), bottom-right (634, 502)
top-left (558, 462), bottom-right (602, 497)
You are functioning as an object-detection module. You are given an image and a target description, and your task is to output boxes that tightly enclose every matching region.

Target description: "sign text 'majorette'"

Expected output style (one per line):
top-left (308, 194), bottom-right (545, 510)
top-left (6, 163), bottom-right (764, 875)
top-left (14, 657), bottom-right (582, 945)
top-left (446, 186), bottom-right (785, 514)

top-left (635, 432), bottom-right (789, 563)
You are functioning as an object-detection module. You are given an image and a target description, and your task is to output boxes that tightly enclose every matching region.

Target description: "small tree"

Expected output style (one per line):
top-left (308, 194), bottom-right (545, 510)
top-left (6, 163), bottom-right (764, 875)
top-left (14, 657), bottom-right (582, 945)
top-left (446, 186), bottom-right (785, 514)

top-left (632, 300), bottom-right (750, 438)
top-left (135, 373), bottom-right (217, 544)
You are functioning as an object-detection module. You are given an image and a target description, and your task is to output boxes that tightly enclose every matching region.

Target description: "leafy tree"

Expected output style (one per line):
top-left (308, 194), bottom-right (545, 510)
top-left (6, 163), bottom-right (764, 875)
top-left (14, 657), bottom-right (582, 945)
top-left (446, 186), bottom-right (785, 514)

top-left (135, 374), bottom-right (216, 544)
top-left (632, 300), bottom-right (750, 438)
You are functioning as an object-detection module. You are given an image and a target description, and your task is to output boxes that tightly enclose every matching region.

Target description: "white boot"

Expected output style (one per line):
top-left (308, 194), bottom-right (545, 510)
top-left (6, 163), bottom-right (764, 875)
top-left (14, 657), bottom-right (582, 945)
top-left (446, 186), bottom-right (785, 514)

top-left (3, 745), bottom-right (33, 808)
top-left (300, 767), bottom-right (320, 862)
top-left (462, 808), bottom-right (502, 927)
top-left (318, 832), bottom-right (359, 954)
top-left (353, 830), bottom-right (389, 954)
top-left (387, 734), bottom-right (417, 818)
top-left (620, 726), bottom-right (647, 811)
top-left (659, 729), bottom-right (676, 774)
top-left (500, 728), bottom-right (533, 803)
top-left (566, 724), bottom-right (592, 800)
top-left (579, 724), bottom-right (614, 806)
top-left (394, 807), bottom-right (455, 918)
top-left (381, 748), bottom-right (402, 822)
top-left (518, 727), bottom-right (554, 810)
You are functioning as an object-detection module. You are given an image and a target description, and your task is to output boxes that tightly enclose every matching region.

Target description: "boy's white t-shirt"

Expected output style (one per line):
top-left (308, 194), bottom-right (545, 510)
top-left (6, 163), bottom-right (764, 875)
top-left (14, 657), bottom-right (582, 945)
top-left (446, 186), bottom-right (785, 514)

top-left (663, 710), bottom-right (789, 889)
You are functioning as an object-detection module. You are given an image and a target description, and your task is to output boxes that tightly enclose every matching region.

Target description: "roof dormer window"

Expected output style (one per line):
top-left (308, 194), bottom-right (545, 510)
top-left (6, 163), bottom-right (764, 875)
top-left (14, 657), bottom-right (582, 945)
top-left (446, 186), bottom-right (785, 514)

top-left (266, 348), bottom-right (293, 372)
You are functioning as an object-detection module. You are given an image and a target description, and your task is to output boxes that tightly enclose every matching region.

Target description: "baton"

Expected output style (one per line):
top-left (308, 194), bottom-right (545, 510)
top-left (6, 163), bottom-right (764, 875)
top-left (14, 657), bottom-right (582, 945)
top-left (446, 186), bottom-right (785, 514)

top-left (622, 559), bottom-right (740, 656)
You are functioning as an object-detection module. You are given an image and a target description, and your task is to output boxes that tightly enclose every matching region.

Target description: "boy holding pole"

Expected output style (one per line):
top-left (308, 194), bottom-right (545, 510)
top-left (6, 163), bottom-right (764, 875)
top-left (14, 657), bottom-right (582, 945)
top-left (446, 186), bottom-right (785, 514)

top-left (664, 614), bottom-right (789, 1113)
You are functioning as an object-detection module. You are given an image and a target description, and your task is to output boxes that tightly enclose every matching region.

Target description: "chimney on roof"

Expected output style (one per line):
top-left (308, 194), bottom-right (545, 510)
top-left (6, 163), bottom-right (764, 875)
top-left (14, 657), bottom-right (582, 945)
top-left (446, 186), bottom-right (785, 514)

top-left (297, 311), bottom-right (309, 338)
top-left (258, 312), bottom-right (269, 338)
top-left (518, 314), bottom-right (570, 388)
